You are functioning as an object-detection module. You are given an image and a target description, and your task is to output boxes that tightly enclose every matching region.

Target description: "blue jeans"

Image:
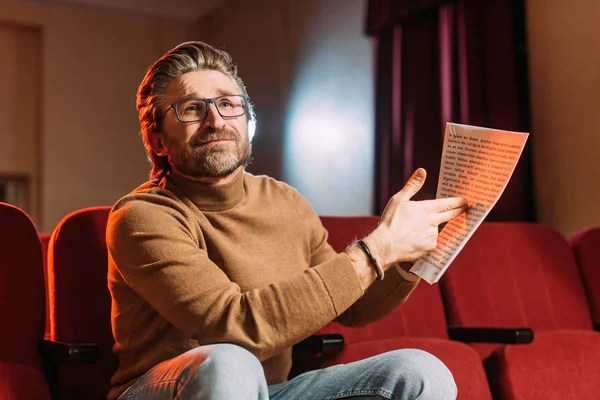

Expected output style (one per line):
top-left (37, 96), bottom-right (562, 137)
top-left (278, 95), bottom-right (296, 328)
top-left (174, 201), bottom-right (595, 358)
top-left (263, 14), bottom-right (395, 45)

top-left (118, 343), bottom-right (457, 399)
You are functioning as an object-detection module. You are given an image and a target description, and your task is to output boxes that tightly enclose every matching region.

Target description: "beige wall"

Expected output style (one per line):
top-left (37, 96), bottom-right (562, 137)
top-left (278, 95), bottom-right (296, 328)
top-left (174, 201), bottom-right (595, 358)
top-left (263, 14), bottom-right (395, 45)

top-left (0, 0), bottom-right (374, 233)
top-left (199, 0), bottom-right (288, 181)
top-left (0, 23), bottom-right (41, 220)
top-left (4, 0), bottom-right (594, 234)
top-left (0, 0), bottom-right (199, 232)
top-left (200, 0), bottom-right (375, 215)
top-left (527, 0), bottom-right (600, 235)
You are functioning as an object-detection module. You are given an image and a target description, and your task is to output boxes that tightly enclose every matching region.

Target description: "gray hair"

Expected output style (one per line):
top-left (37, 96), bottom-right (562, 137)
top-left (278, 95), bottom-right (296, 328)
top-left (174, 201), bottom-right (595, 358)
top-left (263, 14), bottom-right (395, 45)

top-left (136, 41), bottom-right (254, 180)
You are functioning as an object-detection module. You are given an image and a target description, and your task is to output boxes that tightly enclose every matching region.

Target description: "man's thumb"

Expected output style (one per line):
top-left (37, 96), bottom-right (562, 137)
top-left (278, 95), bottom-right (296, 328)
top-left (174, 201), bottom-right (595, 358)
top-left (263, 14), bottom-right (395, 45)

top-left (398, 168), bottom-right (427, 200)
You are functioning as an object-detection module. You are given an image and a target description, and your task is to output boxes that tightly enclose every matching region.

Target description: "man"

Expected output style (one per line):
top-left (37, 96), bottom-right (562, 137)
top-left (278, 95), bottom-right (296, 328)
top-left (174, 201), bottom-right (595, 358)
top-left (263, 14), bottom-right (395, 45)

top-left (107, 41), bottom-right (467, 400)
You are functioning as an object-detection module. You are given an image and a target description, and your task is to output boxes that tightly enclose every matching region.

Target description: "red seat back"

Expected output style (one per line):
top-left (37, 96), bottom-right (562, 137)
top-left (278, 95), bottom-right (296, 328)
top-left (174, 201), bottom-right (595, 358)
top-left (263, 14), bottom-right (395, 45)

top-left (48, 206), bottom-right (114, 400)
top-left (318, 216), bottom-right (449, 341)
top-left (441, 222), bottom-right (593, 358)
top-left (0, 202), bottom-right (51, 399)
top-left (569, 227), bottom-right (600, 324)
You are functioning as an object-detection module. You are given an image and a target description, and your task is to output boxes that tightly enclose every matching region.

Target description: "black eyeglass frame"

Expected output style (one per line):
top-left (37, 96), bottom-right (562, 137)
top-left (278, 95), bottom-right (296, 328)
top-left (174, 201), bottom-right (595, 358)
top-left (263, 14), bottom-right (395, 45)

top-left (167, 94), bottom-right (250, 123)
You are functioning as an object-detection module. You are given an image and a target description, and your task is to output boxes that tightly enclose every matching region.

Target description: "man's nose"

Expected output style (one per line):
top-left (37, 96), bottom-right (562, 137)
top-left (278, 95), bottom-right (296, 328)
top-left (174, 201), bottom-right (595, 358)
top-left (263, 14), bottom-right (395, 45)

top-left (203, 102), bottom-right (226, 130)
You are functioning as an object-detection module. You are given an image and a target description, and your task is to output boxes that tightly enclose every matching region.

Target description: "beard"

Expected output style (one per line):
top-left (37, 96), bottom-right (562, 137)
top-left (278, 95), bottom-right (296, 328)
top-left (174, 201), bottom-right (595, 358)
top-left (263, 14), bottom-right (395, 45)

top-left (166, 127), bottom-right (252, 179)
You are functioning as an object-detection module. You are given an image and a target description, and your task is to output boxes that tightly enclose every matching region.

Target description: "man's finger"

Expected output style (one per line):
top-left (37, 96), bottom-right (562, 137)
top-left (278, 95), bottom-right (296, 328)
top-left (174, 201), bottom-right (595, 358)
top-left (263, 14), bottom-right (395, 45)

top-left (433, 205), bottom-right (469, 225)
top-left (397, 168), bottom-right (427, 201)
top-left (422, 197), bottom-right (468, 212)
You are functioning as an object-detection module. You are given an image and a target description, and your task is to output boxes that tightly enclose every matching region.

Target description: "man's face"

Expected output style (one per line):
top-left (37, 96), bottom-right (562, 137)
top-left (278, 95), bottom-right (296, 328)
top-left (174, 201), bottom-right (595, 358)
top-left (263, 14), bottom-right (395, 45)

top-left (156, 69), bottom-right (251, 180)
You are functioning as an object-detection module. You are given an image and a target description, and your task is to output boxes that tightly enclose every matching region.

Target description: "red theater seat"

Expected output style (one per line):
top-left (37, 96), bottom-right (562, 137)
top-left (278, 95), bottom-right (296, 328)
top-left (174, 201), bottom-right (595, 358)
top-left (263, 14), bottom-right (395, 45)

top-left (441, 222), bottom-right (600, 400)
top-left (45, 207), bottom-right (358, 398)
top-left (0, 203), bottom-right (51, 400)
top-left (47, 206), bottom-right (114, 400)
top-left (43, 210), bottom-right (498, 399)
top-left (569, 226), bottom-right (600, 330)
top-left (312, 216), bottom-right (494, 400)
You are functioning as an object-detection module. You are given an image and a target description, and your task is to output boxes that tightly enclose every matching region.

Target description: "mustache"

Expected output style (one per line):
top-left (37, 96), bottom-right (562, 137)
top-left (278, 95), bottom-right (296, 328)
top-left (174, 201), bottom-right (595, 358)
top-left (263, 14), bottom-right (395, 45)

top-left (189, 129), bottom-right (238, 146)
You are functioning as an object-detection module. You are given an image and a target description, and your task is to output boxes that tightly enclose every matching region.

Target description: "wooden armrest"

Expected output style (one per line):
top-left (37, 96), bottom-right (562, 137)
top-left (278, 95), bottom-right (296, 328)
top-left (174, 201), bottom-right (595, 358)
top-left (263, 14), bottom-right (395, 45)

top-left (447, 326), bottom-right (534, 344)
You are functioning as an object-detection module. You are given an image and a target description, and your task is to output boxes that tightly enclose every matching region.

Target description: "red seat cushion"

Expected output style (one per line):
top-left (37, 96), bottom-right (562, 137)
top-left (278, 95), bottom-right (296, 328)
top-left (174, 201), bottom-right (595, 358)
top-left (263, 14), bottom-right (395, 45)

top-left (486, 330), bottom-right (600, 400)
top-left (320, 338), bottom-right (492, 400)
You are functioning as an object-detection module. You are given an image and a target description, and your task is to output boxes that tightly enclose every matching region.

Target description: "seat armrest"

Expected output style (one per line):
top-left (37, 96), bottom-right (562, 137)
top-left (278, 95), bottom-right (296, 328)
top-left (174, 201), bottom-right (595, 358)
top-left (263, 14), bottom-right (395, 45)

top-left (447, 326), bottom-right (534, 344)
top-left (41, 339), bottom-right (99, 364)
top-left (294, 334), bottom-right (344, 355)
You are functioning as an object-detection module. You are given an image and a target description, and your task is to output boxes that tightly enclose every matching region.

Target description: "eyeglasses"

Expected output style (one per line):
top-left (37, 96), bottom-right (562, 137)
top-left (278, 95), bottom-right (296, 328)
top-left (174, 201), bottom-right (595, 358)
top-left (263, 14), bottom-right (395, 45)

top-left (168, 95), bottom-right (249, 123)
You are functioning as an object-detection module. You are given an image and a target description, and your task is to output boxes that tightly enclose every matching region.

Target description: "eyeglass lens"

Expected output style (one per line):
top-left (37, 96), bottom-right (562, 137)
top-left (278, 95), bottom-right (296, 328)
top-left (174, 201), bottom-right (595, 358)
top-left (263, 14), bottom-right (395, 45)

top-left (175, 95), bottom-right (246, 122)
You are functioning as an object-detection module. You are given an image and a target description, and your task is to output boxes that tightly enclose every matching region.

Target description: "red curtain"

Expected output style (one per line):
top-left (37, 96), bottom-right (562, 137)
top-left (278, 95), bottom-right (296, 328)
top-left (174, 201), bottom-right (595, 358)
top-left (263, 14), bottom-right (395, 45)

top-left (369, 0), bottom-right (535, 221)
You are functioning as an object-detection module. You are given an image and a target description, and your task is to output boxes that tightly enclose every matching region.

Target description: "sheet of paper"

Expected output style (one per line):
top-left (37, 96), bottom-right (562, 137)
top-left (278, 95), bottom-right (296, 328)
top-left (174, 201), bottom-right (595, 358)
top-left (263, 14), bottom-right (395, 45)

top-left (410, 123), bottom-right (529, 284)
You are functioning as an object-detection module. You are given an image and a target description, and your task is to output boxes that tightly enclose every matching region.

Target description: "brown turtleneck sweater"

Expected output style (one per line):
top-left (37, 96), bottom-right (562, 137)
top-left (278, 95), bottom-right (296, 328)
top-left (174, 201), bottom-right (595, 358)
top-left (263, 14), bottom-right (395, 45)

top-left (106, 170), bottom-right (419, 399)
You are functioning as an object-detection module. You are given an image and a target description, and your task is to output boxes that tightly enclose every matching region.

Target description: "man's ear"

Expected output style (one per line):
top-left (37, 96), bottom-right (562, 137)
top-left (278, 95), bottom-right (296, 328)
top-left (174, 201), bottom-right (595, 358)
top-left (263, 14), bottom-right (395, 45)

top-left (148, 131), bottom-right (168, 157)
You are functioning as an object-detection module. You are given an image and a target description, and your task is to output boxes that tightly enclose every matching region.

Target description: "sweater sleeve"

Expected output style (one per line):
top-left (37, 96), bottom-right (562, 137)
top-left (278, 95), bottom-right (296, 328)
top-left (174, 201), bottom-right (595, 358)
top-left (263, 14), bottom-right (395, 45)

top-left (336, 266), bottom-right (421, 327)
top-left (107, 192), bottom-right (364, 362)
top-left (290, 190), bottom-right (421, 328)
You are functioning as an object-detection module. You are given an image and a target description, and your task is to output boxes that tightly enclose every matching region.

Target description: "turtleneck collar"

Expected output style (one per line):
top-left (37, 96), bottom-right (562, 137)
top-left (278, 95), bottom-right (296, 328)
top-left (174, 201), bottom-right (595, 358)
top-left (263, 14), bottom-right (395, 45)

top-left (165, 169), bottom-right (246, 212)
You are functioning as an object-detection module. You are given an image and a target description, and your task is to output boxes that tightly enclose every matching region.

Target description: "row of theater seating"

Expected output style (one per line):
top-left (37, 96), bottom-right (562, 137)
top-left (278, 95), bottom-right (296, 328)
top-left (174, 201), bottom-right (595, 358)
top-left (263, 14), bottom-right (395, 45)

top-left (1, 201), bottom-right (600, 400)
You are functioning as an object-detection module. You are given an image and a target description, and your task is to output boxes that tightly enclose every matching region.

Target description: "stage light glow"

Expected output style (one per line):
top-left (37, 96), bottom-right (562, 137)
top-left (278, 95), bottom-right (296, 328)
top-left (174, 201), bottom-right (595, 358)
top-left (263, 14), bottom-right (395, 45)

top-left (284, 59), bottom-right (374, 215)
top-left (281, 0), bottom-right (375, 215)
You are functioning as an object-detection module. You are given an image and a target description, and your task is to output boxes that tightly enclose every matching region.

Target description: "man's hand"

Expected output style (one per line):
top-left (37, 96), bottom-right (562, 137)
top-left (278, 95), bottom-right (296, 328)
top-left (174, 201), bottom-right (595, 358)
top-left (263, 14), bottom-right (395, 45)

top-left (365, 168), bottom-right (467, 269)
